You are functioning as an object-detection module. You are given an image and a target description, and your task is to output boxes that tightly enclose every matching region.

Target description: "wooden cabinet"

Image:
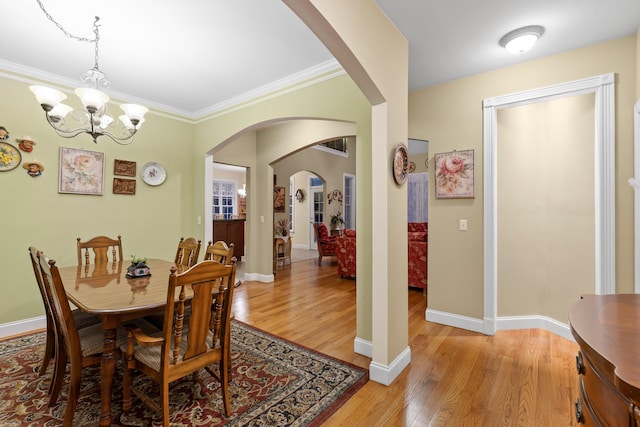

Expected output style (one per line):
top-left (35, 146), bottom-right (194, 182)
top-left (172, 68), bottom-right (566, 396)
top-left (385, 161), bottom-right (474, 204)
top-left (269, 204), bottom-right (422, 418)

top-left (213, 219), bottom-right (245, 258)
top-left (569, 294), bottom-right (640, 426)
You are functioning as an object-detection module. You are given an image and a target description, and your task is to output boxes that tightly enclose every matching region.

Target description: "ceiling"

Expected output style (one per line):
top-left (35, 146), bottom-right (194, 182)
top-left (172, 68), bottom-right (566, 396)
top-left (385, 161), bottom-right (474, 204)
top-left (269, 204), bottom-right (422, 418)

top-left (1, 1), bottom-right (639, 121)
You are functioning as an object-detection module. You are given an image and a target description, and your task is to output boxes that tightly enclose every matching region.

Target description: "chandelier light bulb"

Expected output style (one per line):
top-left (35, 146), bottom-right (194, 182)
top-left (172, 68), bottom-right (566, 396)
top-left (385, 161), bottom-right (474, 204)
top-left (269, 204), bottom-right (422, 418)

top-left (29, 85), bottom-right (67, 110)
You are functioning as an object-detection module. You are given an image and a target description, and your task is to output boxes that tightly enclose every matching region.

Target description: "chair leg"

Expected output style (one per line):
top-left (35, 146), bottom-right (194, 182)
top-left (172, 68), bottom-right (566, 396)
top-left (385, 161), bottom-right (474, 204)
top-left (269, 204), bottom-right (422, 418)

top-left (318, 253), bottom-right (323, 265)
top-left (63, 359), bottom-right (83, 427)
top-left (49, 345), bottom-right (67, 407)
top-left (160, 381), bottom-right (170, 427)
top-left (40, 323), bottom-right (55, 376)
top-left (122, 353), bottom-right (132, 414)
top-left (220, 357), bottom-right (231, 417)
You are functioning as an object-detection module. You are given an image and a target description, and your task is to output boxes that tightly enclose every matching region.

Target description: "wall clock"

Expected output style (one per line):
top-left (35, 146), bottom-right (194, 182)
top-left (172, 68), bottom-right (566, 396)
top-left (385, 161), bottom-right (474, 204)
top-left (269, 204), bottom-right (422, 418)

top-left (392, 143), bottom-right (409, 185)
top-left (141, 162), bottom-right (166, 186)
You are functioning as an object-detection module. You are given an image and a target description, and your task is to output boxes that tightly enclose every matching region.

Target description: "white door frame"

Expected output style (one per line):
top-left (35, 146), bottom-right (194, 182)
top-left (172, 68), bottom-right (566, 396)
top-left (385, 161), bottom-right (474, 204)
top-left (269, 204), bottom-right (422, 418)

top-left (482, 73), bottom-right (615, 335)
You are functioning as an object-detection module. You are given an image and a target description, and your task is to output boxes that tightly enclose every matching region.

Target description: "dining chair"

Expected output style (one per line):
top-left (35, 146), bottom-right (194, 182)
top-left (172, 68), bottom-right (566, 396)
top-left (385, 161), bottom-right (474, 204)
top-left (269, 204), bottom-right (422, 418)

top-left (76, 235), bottom-right (123, 264)
top-left (204, 240), bottom-right (234, 263)
top-left (28, 247), bottom-right (100, 379)
top-left (174, 236), bottom-right (201, 267)
top-left (36, 249), bottom-right (156, 426)
top-left (122, 259), bottom-right (237, 425)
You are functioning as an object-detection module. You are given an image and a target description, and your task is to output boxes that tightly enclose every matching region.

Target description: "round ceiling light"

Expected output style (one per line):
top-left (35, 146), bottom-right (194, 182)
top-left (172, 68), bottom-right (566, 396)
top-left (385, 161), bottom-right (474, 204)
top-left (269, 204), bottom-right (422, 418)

top-left (499, 25), bottom-right (545, 55)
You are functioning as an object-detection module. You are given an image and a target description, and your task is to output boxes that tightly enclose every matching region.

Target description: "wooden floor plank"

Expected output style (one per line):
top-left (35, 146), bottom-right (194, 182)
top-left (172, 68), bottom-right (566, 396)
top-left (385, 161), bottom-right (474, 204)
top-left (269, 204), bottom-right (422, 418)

top-left (232, 258), bottom-right (580, 426)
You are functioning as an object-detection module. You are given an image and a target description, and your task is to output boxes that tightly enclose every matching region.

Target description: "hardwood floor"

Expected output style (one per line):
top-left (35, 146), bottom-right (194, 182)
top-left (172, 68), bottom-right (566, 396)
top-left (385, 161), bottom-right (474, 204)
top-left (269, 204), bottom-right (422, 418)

top-left (233, 258), bottom-right (580, 426)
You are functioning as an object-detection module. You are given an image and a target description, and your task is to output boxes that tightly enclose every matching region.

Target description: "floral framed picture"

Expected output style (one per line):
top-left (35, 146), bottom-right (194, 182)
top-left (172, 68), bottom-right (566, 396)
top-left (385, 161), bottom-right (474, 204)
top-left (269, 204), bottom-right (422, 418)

top-left (434, 149), bottom-right (474, 199)
top-left (59, 147), bottom-right (105, 195)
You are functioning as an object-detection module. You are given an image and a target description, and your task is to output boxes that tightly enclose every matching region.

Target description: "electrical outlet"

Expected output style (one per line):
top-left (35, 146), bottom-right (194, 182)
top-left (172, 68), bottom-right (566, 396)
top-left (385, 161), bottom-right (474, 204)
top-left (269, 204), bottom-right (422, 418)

top-left (459, 219), bottom-right (468, 231)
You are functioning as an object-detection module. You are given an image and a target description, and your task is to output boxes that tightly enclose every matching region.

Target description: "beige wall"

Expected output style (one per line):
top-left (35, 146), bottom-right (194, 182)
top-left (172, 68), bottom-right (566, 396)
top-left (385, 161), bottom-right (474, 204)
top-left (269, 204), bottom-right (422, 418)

top-left (497, 94), bottom-right (595, 322)
top-left (0, 74), bottom-right (194, 325)
top-left (409, 35), bottom-right (637, 320)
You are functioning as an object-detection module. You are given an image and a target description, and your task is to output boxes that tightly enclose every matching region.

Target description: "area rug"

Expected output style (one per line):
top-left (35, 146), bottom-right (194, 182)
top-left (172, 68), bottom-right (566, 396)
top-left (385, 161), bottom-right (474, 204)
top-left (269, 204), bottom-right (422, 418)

top-left (0, 320), bottom-right (368, 426)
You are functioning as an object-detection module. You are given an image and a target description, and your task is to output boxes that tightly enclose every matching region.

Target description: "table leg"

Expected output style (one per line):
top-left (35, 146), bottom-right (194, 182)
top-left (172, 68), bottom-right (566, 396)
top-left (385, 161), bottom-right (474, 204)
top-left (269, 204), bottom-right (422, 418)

top-left (99, 319), bottom-right (117, 427)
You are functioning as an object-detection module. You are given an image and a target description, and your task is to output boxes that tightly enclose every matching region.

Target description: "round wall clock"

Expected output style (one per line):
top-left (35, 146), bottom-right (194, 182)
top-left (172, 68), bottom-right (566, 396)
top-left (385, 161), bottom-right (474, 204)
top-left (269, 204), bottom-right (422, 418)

top-left (0, 142), bottom-right (21, 171)
top-left (141, 162), bottom-right (167, 186)
top-left (392, 143), bottom-right (409, 185)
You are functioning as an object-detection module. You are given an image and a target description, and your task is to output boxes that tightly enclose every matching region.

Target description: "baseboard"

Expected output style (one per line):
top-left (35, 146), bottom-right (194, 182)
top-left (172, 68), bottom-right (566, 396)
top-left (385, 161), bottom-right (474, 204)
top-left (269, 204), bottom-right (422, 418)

top-left (369, 346), bottom-right (411, 386)
top-left (426, 308), bottom-right (575, 341)
top-left (354, 336), bottom-right (372, 358)
top-left (0, 316), bottom-right (45, 339)
top-left (243, 272), bottom-right (274, 283)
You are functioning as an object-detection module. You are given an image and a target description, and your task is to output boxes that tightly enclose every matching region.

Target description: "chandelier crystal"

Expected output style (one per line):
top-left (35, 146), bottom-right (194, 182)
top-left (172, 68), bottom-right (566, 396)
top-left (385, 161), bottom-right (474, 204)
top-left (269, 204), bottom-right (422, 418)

top-left (29, 10), bottom-right (147, 145)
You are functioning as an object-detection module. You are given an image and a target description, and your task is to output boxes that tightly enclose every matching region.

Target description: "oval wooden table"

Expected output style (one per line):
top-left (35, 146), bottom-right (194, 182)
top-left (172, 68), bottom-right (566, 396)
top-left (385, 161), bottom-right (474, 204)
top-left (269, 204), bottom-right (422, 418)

top-left (569, 294), bottom-right (640, 425)
top-left (58, 259), bottom-right (189, 427)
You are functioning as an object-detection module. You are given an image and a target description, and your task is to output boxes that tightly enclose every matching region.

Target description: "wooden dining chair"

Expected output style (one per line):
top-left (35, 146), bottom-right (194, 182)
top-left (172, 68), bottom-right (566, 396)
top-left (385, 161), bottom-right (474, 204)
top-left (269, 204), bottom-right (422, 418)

top-left (174, 236), bottom-right (201, 267)
top-left (204, 240), bottom-right (234, 263)
top-left (76, 235), bottom-right (123, 264)
top-left (122, 259), bottom-right (237, 425)
top-left (36, 249), bottom-right (157, 426)
top-left (28, 247), bottom-right (100, 380)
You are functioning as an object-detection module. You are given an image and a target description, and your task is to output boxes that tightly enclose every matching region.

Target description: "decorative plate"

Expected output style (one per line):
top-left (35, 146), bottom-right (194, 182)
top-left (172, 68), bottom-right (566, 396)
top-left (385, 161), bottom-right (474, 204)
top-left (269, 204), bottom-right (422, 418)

top-left (393, 143), bottom-right (409, 185)
top-left (0, 142), bottom-right (21, 171)
top-left (408, 161), bottom-right (416, 173)
top-left (141, 162), bottom-right (166, 186)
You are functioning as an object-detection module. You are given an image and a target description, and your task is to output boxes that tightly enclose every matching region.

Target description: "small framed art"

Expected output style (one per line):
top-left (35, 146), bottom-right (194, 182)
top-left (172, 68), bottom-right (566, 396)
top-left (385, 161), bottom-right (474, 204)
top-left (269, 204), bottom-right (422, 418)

top-left (114, 159), bottom-right (136, 177)
top-left (434, 149), bottom-right (475, 199)
top-left (113, 178), bottom-right (136, 195)
top-left (59, 147), bottom-right (105, 195)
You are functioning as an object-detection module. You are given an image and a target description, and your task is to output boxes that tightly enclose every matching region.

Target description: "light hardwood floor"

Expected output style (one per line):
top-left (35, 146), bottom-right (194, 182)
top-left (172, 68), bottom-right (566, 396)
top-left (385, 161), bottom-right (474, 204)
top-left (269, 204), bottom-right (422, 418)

top-left (233, 257), bottom-right (581, 427)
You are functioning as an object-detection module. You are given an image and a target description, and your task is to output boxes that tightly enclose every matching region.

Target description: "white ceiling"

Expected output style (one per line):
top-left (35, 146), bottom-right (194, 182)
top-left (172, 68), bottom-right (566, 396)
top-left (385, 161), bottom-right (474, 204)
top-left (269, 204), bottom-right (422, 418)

top-left (1, 1), bottom-right (639, 120)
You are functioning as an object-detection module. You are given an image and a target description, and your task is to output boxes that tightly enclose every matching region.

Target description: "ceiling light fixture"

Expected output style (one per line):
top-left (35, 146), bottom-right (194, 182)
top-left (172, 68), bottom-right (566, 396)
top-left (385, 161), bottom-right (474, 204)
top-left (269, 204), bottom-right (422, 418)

top-left (499, 25), bottom-right (545, 55)
top-left (29, 1), bottom-right (148, 145)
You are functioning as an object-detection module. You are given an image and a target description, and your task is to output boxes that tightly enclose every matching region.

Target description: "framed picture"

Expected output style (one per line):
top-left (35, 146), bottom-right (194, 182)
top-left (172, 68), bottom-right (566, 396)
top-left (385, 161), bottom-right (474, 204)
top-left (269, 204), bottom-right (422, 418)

top-left (113, 178), bottom-right (136, 195)
top-left (59, 147), bottom-right (105, 195)
top-left (274, 186), bottom-right (285, 212)
top-left (114, 159), bottom-right (136, 177)
top-left (0, 142), bottom-right (21, 171)
top-left (435, 149), bottom-right (475, 199)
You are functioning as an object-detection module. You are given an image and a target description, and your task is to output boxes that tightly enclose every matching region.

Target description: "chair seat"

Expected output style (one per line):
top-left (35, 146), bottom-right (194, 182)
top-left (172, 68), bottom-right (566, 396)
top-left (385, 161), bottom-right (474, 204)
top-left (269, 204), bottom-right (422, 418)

top-left (80, 318), bottom-right (158, 357)
top-left (73, 310), bottom-right (100, 330)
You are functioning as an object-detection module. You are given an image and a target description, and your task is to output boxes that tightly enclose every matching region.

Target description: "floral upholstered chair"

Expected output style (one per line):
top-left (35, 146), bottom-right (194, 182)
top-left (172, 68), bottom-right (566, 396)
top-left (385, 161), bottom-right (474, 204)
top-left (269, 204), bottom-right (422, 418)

top-left (336, 229), bottom-right (356, 278)
top-left (408, 223), bottom-right (427, 290)
top-left (313, 223), bottom-right (337, 265)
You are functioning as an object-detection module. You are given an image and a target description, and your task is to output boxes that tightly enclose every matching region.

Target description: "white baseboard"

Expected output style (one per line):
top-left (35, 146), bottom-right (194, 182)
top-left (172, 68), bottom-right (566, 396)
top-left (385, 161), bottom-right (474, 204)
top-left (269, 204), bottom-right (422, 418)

top-left (0, 316), bottom-right (45, 339)
top-left (425, 308), bottom-right (575, 342)
top-left (369, 346), bottom-right (411, 386)
top-left (243, 272), bottom-right (274, 283)
top-left (354, 336), bottom-right (372, 358)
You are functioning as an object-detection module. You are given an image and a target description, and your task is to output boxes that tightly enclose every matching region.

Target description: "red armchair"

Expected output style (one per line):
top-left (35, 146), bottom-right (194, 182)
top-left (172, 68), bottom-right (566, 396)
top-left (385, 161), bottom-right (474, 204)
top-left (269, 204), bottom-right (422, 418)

top-left (313, 223), bottom-right (337, 265)
top-left (408, 223), bottom-right (427, 290)
top-left (336, 229), bottom-right (356, 278)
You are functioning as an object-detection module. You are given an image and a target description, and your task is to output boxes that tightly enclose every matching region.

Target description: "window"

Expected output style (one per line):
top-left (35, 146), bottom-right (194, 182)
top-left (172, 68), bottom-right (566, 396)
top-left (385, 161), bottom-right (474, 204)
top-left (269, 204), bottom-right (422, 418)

top-left (212, 180), bottom-right (236, 219)
top-left (343, 174), bottom-right (355, 229)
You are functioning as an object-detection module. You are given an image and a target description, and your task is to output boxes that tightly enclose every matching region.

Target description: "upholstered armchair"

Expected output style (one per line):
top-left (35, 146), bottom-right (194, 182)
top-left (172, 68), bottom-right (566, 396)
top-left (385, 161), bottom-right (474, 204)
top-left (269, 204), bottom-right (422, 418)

top-left (336, 229), bottom-right (356, 278)
top-left (313, 223), bottom-right (337, 265)
top-left (408, 222), bottom-right (427, 290)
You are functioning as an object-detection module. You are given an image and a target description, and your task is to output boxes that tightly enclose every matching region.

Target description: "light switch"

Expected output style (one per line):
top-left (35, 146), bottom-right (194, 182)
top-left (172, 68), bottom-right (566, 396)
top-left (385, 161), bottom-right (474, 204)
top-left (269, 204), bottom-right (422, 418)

top-left (459, 219), bottom-right (468, 231)
top-left (197, 216), bottom-right (201, 225)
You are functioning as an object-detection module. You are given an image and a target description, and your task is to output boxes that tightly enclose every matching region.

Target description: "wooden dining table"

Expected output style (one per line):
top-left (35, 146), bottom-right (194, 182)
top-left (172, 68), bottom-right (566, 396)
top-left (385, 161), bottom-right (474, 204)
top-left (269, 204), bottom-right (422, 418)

top-left (58, 258), bottom-right (189, 427)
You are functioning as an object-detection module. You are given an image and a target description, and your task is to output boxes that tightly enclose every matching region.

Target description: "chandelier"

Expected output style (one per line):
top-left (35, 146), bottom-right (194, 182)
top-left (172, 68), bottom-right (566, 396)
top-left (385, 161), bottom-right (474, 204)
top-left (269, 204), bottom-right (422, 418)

top-left (29, 4), bottom-right (148, 145)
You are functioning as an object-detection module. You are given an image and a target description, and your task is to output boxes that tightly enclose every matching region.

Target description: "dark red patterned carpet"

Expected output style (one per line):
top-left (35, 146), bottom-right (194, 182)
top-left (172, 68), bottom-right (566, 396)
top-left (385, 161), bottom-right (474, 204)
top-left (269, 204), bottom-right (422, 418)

top-left (0, 320), bottom-right (368, 426)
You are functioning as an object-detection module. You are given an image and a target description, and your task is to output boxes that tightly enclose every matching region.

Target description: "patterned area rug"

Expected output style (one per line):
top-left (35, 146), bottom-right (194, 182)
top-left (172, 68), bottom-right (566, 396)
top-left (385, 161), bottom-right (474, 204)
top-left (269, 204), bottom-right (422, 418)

top-left (0, 320), bottom-right (368, 426)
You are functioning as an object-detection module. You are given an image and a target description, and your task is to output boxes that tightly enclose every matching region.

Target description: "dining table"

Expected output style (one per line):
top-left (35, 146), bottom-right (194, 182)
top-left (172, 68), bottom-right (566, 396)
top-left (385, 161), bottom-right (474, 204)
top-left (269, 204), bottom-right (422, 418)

top-left (58, 258), bottom-right (189, 427)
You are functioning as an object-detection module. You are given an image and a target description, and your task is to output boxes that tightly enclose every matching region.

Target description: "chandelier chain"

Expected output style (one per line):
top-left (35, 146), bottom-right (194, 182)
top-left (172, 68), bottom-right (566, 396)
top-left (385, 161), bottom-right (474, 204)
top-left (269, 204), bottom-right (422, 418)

top-left (35, 0), bottom-right (101, 70)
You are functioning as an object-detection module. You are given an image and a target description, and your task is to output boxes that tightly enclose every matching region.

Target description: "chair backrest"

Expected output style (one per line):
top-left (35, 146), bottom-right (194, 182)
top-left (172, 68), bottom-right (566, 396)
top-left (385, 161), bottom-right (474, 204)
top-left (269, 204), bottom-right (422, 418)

top-left (29, 246), bottom-right (54, 334)
top-left (315, 223), bottom-right (330, 241)
top-left (204, 240), bottom-right (234, 264)
top-left (37, 250), bottom-right (82, 360)
top-left (174, 237), bottom-right (202, 267)
top-left (160, 260), bottom-right (236, 369)
top-left (77, 235), bottom-right (123, 265)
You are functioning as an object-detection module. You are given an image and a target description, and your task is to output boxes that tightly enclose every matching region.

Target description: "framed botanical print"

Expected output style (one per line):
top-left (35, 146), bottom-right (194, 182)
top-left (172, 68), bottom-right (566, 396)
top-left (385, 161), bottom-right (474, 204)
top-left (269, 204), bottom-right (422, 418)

top-left (435, 149), bottom-right (475, 199)
top-left (59, 147), bottom-right (105, 195)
